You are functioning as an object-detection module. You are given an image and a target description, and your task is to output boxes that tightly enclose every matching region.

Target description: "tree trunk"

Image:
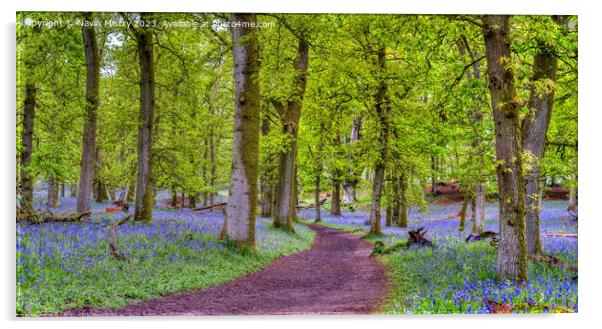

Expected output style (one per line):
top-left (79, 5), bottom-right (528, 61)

top-left (431, 156), bottom-right (438, 196)
top-left (399, 172), bottom-right (409, 228)
top-left (189, 193), bottom-right (196, 208)
top-left (77, 13), bottom-right (100, 215)
top-left (330, 173), bottom-right (342, 216)
top-left (314, 167), bottom-right (322, 222)
top-left (70, 183), bottom-right (77, 198)
top-left (273, 38), bottom-right (309, 231)
top-left (471, 182), bottom-right (485, 234)
top-left (522, 16), bottom-right (565, 255)
top-left (221, 13), bottom-right (261, 249)
top-left (19, 39), bottom-right (38, 216)
top-left (343, 117), bottom-right (362, 203)
top-left (133, 13), bottom-right (156, 222)
top-left (171, 188), bottom-right (177, 207)
top-left (369, 45), bottom-right (389, 235)
top-left (126, 180), bottom-right (135, 202)
top-left (482, 15), bottom-right (528, 282)
top-left (47, 176), bottom-right (58, 208)
top-left (459, 193), bottom-right (469, 232)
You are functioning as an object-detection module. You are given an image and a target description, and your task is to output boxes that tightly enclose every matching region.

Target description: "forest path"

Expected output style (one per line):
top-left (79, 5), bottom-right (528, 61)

top-left (60, 224), bottom-right (388, 316)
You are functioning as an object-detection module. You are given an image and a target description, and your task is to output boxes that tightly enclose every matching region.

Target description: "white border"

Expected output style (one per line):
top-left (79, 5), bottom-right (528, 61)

top-left (2, 1), bottom-right (600, 329)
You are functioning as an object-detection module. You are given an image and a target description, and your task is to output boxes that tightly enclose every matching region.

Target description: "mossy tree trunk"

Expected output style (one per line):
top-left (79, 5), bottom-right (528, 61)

top-left (522, 15), bottom-right (566, 255)
top-left (133, 12), bottom-right (156, 222)
top-left (369, 44), bottom-right (389, 236)
top-left (77, 12), bottom-right (100, 215)
top-left (273, 38), bottom-right (310, 232)
top-left (482, 15), bottom-right (528, 283)
top-left (222, 12), bottom-right (261, 250)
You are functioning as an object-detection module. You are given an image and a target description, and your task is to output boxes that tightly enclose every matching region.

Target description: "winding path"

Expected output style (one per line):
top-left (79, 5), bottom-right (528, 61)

top-left (61, 224), bottom-right (388, 316)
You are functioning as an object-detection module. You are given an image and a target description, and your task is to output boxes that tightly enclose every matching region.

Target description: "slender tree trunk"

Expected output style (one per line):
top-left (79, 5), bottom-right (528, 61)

top-left (133, 13), bottom-right (156, 221)
top-left (459, 193), bottom-right (469, 232)
top-left (369, 45), bottom-right (389, 235)
top-left (471, 182), bottom-right (485, 234)
top-left (171, 187), bottom-right (177, 207)
top-left (343, 117), bottom-right (362, 203)
top-left (431, 156), bottom-right (438, 196)
top-left (47, 176), bottom-right (58, 208)
top-left (522, 16), bottom-right (565, 255)
top-left (330, 173), bottom-right (342, 216)
top-left (221, 13), bottom-right (261, 249)
top-left (19, 43), bottom-right (38, 216)
top-left (482, 15), bottom-right (528, 282)
top-left (189, 193), bottom-right (196, 208)
top-left (399, 172), bottom-right (409, 228)
top-left (273, 38), bottom-right (309, 231)
top-left (70, 183), bottom-right (77, 198)
top-left (314, 167), bottom-right (322, 222)
top-left (126, 180), bottom-right (135, 202)
top-left (76, 13), bottom-right (100, 215)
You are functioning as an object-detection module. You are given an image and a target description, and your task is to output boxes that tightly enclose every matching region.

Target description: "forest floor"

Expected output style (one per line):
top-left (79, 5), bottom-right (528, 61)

top-left (59, 224), bottom-right (388, 316)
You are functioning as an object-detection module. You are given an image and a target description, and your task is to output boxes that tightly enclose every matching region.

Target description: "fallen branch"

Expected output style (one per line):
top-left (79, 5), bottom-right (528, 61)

top-left (192, 202), bottom-right (227, 212)
top-left (528, 254), bottom-right (577, 272)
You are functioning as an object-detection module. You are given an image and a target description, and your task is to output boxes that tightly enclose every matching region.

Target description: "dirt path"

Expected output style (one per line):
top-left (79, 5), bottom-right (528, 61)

top-left (60, 224), bottom-right (388, 316)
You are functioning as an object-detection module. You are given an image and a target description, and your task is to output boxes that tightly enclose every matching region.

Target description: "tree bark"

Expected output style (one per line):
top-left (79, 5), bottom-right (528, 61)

top-left (221, 13), bottom-right (261, 249)
top-left (398, 172), bottom-right (409, 228)
top-left (369, 45), bottom-right (389, 235)
top-left (133, 13), bottom-right (156, 221)
top-left (522, 15), bottom-right (566, 255)
top-left (19, 26), bottom-right (40, 217)
top-left (273, 38), bottom-right (309, 231)
top-left (459, 193), bottom-right (469, 232)
top-left (343, 117), bottom-right (362, 203)
top-left (77, 12), bottom-right (100, 215)
top-left (471, 182), bottom-right (485, 234)
top-left (482, 15), bottom-right (528, 282)
top-left (330, 174), bottom-right (342, 216)
top-left (314, 167), bottom-right (322, 222)
top-left (47, 176), bottom-right (58, 208)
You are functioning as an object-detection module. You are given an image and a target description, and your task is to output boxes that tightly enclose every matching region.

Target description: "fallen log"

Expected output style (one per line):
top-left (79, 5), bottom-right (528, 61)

top-left (37, 210), bottom-right (92, 223)
top-left (546, 232), bottom-right (577, 238)
top-left (528, 254), bottom-right (577, 272)
top-left (466, 231), bottom-right (499, 247)
top-left (296, 198), bottom-right (327, 210)
top-left (192, 202), bottom-right (227, 212)
top-left (407, 227), bottom-right (435, 247)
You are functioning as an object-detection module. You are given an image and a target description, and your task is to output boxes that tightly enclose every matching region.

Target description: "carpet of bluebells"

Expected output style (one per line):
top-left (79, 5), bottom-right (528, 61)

top-left (16, 188), bottom-right (315, 316)
top-left (299, 200), bottom-right (578, 314)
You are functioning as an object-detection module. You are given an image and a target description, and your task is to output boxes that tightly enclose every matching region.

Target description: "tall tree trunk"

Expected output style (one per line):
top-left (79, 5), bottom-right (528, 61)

top-left (76, 13), bottom-right (100, 215)
top-left (314, 166), bottom-right (322, 222)
top-left (522, 15), bottom-right (565, 255)
top-left (459, 193), bottom-right (469, 232)
top-left (19, 26), bottom-right (40, 216)
top-left (221, 13), bottom-right (261, 249)
top-left (189, 193), bottom-right (196, 208)
top-left (70, 183), bottom-right (77, 198)
top-left (471, 182), bottom-right (485, 234)
top-left (259, 116), bottom-right (274, 218)
top-left (126, 179), bottom-right (135, 202)
top-left (330, 173), bottom-right (342, 216)
top-left (399, 171), bottom-right (409, 228)
top-left (430, 156), bottom-right (438, 196)
top-left (369, 45), bottom-right (389, 235)
top-left (482, 15), bottom-right (528, 282)
top-left (133, 13), bottom-right (156, 221)
top-left (273, 38), bottom-right (309, 231)
top-left (343, 117), bottom-right (362, 203)
top-left (47, 176), bottom-right (58, 208)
